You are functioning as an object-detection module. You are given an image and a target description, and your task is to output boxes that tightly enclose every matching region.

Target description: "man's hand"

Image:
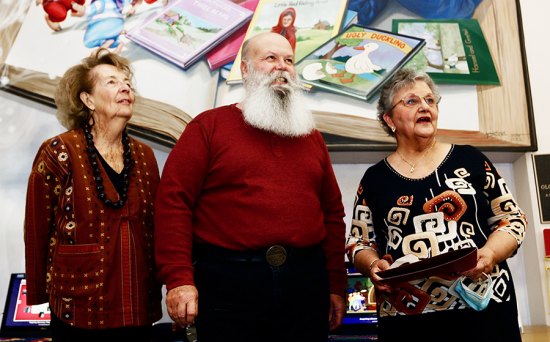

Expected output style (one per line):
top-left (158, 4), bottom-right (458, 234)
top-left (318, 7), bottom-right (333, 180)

top-left (166, 285), bottom-right (199, 327)
top-left (329, 293), bottom-right (345, 331)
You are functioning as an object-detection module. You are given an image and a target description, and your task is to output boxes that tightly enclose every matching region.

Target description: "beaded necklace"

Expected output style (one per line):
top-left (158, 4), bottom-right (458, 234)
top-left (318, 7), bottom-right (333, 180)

top-left (83, 124), bottom-right (133, 209)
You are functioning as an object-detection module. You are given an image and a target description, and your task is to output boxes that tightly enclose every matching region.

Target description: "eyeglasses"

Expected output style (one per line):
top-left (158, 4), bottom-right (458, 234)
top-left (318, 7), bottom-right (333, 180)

top-left (390, 94), bottom-right (441, 111)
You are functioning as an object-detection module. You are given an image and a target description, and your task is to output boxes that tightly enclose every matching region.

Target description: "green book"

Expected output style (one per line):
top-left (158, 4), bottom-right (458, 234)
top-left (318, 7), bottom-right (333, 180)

top-left (392, 18), bottom-right (500, 85)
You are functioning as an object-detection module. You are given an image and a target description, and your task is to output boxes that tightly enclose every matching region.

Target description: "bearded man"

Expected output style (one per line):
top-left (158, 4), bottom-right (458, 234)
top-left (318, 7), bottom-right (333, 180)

top-left (155, 32), bottom-right (346, 342)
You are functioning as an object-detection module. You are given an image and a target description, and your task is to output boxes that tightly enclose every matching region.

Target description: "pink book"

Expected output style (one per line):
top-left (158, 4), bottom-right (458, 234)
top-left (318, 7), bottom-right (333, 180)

top-left (206, 0), bottom-right (259, 70)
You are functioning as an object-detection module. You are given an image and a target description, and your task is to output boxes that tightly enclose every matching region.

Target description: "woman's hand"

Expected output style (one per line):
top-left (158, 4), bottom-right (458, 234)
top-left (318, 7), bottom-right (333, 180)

top-left (461, 247), bottom-right (496, 281)
top-left (461, 230), bottom-right (519, 281)
top-left (368, 258), bottom-right (393, 293)
top-left (353, 249), bottom-right (393, 293)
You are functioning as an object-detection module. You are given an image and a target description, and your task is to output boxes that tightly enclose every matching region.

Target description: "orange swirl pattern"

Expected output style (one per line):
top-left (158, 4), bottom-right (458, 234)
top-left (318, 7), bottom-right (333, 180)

top-left (423, 190), bottom-right (467, 221)
top-left (397, 195), bottom-right (414, 206)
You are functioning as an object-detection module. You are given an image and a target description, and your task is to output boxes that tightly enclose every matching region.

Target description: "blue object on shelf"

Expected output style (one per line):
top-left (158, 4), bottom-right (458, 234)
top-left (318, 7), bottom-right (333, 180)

top-left (395, 0), bottom-right (483, 19)
top-left (348, 0), bottom-right (390, 25)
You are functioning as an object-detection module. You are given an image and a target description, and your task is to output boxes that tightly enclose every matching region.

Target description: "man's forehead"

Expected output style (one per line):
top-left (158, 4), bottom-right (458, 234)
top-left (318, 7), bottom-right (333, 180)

top-left (250, 36), bottom-right (293, 56)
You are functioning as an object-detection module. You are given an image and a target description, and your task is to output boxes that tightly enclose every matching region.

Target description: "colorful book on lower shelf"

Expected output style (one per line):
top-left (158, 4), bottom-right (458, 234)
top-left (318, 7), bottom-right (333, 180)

top-left (392, 18), bottom-right (500, 85)
top-left (126, 0), bottom-right (253, 70)
top-left (225, 0), bottom-right (349, 84)
top-left (295, 24), bottom-right (426, 102)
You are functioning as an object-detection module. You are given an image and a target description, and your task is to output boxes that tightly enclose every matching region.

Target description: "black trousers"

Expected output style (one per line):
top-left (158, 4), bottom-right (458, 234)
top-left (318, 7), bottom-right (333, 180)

top-left (377, 298), bottom-right (521, 342)
top-left (193, 244), bottom-right (330, 342)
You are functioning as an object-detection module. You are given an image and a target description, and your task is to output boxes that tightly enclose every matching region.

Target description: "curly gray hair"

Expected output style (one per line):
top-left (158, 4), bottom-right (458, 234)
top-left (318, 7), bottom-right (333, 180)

top-left (54, 48), bottom-right (134, 130)
top-left (376, 68), bottom-right (439, 137)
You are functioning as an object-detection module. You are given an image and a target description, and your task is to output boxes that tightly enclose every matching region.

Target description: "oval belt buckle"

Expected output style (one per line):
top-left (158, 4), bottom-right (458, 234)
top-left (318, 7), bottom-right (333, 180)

top-left (266, 245), bottom-right (287, 267)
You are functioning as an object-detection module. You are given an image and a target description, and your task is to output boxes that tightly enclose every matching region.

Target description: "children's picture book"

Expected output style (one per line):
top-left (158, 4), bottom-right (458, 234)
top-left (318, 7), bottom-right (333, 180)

top-left (217, 8), bottom-right (358, 76)
top-left (392, 19), bottom-right (500, 85)
top-left (225, 0), bottom-right (349, 84)
top-left (206, 0), bottom-right (260, 70)
top-left (126, 0), bottom-right (253, 70)
top-left (208, 4), bottom-right (357, 71)
top-left (295, 24), bottom-right (425, 102)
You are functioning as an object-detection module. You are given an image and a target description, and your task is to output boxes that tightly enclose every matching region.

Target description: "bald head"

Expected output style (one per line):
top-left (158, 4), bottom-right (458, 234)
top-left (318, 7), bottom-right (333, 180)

top-left (240, 32), bottom-right (296, 81)
top-left (242, 32), bottom-right (293, 60)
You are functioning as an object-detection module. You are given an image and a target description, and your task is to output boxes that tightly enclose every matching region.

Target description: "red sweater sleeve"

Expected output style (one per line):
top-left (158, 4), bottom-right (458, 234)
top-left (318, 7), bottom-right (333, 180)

top-left (155, 120), bottom-right (210, 290)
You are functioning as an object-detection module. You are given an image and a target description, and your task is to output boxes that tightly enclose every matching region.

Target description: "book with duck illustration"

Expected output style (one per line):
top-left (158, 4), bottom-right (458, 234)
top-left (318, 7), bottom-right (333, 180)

top-left (296, 24), bottom-right (425, 101)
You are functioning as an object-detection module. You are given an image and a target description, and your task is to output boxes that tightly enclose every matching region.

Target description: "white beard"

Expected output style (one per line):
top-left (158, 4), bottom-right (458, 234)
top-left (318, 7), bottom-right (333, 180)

top-left (241, 66), bottom-right (315, 137)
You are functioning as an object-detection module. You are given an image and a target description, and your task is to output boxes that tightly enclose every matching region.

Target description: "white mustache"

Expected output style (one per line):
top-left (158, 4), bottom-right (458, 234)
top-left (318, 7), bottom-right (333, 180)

top-left (259, 70), bottom-right (292, 87)
top-left (241, 67), bottom-right (315, 137)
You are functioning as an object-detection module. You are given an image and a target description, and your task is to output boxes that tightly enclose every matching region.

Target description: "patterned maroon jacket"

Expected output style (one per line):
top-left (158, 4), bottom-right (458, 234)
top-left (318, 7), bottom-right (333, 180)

top-left (24, 128), bottom-right (162, 329)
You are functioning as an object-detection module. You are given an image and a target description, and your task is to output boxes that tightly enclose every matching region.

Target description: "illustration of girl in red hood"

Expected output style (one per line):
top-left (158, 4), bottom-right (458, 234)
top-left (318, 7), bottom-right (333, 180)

top-left (271, 7), bottom-right (296, 52)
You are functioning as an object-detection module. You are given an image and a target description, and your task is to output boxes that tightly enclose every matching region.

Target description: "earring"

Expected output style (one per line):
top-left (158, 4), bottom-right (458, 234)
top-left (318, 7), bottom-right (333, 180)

top-left (87, 109), bottom-right (95, 127)
top-left (391, 126), bottom-right (396, 133)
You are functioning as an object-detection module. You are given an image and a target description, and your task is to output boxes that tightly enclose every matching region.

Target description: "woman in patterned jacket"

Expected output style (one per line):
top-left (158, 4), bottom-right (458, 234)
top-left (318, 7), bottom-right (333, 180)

top-left (24, 48), bottom-right (162, 341)
top-left (346, 68), bottom-right (526, 342)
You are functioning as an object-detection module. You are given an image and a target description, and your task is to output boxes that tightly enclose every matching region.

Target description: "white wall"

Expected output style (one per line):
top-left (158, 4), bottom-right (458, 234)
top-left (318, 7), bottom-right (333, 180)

top-left (517, 0), bottom-right (550, 326)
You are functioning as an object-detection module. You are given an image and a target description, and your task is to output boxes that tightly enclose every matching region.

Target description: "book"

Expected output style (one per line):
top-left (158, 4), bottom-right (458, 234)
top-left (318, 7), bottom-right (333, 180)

top-left (208, 5), bottom-right (357, 71)
top-left (225, 0), bottom-right (349, 84)
top-left (217, 8), bottom-right (358, 77)
top-left (126, 0), bottom-right (253, 70)
top-left (205, 0), bottom-right (260, 70)
top-left (295, 24), bottom-right (426, 102)
top-left (392, 19), bottom-right (500, 85)
top-left (376, 248), bottom-right (477, 285)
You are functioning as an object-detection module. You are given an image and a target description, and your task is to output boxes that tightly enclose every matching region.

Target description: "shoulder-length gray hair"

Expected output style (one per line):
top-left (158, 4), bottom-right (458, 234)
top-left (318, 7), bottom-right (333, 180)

top-left (376, 68), bottom-right (439, 137)
top-left (54, 48), bottom-right (134, 130)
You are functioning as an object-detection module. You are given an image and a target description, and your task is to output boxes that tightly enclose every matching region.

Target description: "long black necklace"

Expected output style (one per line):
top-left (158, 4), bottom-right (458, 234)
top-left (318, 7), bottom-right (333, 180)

top-left (83, 124), bottom-right (133, 209)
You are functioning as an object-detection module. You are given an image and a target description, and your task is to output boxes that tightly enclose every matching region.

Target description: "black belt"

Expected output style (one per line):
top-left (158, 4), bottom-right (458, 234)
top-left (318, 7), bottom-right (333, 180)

top-left (193, 243), bottom-right (322, 267)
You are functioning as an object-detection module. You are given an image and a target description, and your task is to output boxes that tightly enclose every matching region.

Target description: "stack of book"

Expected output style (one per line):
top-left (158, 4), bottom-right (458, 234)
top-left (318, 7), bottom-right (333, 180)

top-left (2, 0), bottom-right (512, 150)
top-left (124, 1), bottom-right (503, 145)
